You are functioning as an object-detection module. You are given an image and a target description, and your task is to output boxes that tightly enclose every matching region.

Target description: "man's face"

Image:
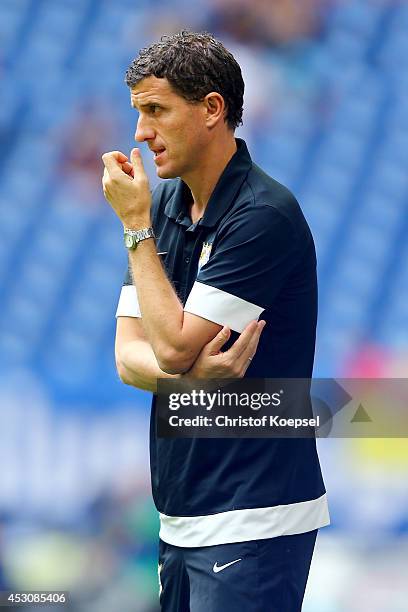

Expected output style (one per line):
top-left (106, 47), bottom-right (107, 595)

top-left (130, 76), bottom-right (209, 180)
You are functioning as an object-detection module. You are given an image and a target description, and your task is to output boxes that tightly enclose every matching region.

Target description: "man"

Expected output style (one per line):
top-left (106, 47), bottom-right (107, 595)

top-left (102, 31), bottom-right (329, 612)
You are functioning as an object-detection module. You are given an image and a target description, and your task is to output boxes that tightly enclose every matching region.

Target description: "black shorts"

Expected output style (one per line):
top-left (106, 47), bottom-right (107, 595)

top-left (158, 530), bottom-right (318, 612)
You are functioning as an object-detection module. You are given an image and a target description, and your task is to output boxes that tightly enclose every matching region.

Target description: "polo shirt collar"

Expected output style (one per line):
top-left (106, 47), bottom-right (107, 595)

top-left (163, 180), bottom-right (191, 226)
top-left (164, 138), bottom-right (252, 228)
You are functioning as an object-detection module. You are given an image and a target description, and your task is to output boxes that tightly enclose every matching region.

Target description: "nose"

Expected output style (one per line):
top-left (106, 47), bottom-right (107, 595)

top-left (135, 114), bottom-right (155, 143)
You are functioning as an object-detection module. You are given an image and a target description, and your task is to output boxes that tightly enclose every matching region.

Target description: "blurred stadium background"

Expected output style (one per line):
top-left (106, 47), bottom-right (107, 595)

top-left (0, 0), bottom-right (407, 610)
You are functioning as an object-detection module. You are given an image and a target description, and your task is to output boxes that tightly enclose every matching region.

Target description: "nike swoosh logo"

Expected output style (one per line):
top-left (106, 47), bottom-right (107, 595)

top-left (212, 558), bottom-right (242, 573)
top-left (157, 252), bottom-right (168, 256)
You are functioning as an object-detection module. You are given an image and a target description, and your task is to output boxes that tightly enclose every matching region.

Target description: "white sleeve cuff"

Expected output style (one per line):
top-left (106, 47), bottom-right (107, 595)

top-left (184, 282), bottom-right (264, 333)
top-left (115, 285), bottom-right (141, 318)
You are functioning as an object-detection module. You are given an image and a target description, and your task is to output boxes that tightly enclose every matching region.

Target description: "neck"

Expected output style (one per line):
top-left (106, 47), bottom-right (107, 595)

top-left (182, 134), bottom-right (238, 216)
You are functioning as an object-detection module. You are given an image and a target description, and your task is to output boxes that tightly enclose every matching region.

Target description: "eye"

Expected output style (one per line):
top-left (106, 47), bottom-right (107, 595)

top-left (149, 104), bottom-right (160, 114)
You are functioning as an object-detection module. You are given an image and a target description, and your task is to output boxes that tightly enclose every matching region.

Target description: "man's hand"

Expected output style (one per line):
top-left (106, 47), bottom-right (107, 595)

top-left (116, 317), bottom-right (265, 393)
top-left (185, 320), bottom-right (266, 379)
top-left (101, 149), bottom-right (151, 228)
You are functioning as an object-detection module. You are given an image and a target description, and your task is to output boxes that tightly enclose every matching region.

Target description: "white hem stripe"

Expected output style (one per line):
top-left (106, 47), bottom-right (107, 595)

top-left (184, 282), bottom-right (264, 333)
top-left (159, 494), bottom-right (330, 547)
top-left (116, 285), bottom-right (141, 318)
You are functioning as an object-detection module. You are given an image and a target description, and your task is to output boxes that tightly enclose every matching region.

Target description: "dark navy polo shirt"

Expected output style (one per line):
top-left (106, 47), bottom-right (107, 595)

top-left (116, 139), bottom-right (329, 547)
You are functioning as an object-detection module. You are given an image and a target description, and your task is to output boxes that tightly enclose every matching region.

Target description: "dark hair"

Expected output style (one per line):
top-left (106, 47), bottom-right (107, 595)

top-left (125, 31), bottom-right (244, 130)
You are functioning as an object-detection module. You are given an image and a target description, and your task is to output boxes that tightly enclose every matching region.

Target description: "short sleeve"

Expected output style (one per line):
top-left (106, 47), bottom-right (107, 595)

top-left (115, 261), bottom-right (141, 318)
top-left (184, 206), bottom-right (299, 332)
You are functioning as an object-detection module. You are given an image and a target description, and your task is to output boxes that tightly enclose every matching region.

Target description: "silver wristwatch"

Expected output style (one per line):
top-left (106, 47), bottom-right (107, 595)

top-left (124, 226), bottom-right (155, 250)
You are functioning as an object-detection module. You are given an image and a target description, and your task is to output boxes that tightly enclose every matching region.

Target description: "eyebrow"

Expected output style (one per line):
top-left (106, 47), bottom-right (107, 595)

top-left (131, 99), bottom-right (162, 110)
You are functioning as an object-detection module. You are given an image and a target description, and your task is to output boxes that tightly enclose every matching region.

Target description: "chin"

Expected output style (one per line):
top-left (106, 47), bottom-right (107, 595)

top-left (156, 164), bottom-right (179, 180)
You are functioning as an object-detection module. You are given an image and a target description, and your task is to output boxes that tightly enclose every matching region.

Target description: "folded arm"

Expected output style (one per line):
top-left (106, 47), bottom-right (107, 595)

top-left (115, 316), bottom-right (181, 392)
top-left (115, 315), bottom-right (265, 392)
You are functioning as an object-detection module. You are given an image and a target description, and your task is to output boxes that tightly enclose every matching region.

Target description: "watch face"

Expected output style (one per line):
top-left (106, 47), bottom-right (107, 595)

top-left (124, 234), bottom-right (135, 249)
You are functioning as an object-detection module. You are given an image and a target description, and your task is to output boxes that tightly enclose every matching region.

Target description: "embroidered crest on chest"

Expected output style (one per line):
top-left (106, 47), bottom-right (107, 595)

top-left (198, 242), bottom-right (213, 271)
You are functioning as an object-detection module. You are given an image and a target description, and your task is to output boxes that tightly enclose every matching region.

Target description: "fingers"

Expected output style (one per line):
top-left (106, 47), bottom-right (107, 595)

top-left (131, 147), bottom-right (147, 178)
top-left (102, 167), bottom-right (109, 197)
top-left (242, 320), bottom-right (265, 361)
top-left (230, 320), bottom-right (266, 375)
top-left (204, 326), bottom-right (231, 356)
top-left (226, 320), bottom-right (259, 360)
top-left (121, 161), bottom-right (134, 177)
top-left (101, 151), bottom-right (128, 177)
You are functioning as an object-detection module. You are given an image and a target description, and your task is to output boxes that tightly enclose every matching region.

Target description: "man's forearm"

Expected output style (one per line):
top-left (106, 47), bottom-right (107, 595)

top-left (129, 239), bottom-right (194, 368)
top-left (116, 337), bottom-right (180, 393)
top-left (102, 151), bottom-right (219, 371)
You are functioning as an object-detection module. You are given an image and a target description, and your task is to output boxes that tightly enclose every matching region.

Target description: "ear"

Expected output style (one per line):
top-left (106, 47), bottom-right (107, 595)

top-left (203, 92), bottom-right (226, 128)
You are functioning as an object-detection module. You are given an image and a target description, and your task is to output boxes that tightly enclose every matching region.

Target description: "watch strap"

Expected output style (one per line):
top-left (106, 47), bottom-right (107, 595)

top-left (124, 226), bottom-right (155, 249)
